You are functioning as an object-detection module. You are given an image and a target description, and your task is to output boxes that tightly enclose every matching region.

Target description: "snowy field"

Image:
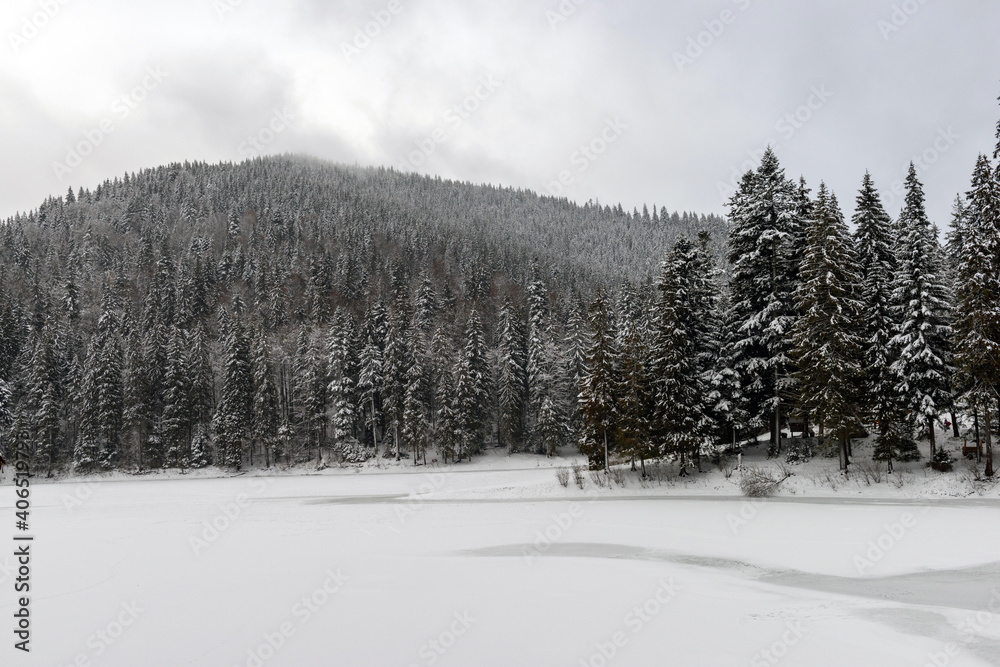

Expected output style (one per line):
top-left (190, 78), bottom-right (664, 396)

top-left (3, 454), bottom-right (1000, 667)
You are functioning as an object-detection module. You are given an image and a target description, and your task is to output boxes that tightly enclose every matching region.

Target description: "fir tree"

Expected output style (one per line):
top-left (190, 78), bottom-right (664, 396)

top-left (579, 291), bottom-right (618, 471)
top-left (727, 150), bottom-right (800, 454)
top-left (252, 328), bottom-right (280, 468)
top-left (954, 155), bottom-right (1000, 477)
top-left (792, 185), bottom-right (865, 470)
top-left (495, 298), bottom-right (527, 454)
top-left (402, 339), bottom-right (432, 465)
top-left (327, 309), bottom-right (359, 450)
top-left (890, 164), bottom-right (954, 458)
top-left (161, 327), bottom-right (191, 467)
top-left (213, 315), bottom-right (252, 470)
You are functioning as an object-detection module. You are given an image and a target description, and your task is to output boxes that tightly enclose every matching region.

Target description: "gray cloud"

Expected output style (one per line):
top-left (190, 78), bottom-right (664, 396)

top-left (1, 0), bottom-right (997, 228)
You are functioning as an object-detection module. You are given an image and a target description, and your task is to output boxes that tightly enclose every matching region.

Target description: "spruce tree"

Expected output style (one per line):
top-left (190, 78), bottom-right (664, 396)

top-left (890, 164), bottom-right (954, 459)
top-left (251, 328), bottom-right (280, 468)
top-left (327, 309), bottom-right (359, 451)
top-left (651, 240), bottom-right (711, 472)
top-left (579, 290), bottom-right (618, 471)
top-left (161, 327), bottom-right (191, 467)
top-left (851, 173), bottom-right (917, 467)
top-left (495, 298), bottom-right (527, 454)
top-left (382, 308), bottom-right (410, 460)
top-left (213, 315), bottom-right (252, 470)
top-left (792, 185), bottom-right (865, 470)
top-left (954, 155), bottom-right (1000, 477)
top-left (402, 338), bottom-right (432, 465)
top-left (616, 285), bottom-right (654, 470)
top-left (727, 150), bottom-right (800, 454)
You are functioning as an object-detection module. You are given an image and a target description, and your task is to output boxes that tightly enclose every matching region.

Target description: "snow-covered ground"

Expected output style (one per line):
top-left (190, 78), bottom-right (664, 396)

top-left (3, 446), bottom-right (1000, 667)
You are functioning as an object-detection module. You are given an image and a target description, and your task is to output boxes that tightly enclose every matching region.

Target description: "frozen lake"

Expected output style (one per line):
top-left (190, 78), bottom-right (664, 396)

top-left (6, 464), bottom-right (1000, 666)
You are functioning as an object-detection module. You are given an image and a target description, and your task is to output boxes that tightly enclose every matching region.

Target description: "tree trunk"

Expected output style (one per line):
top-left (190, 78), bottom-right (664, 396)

top-left (928, 416), bottom-right (937, 459)
top-left (950, 410), bottom-right (960, 439)
top-left (603, 430), bottom-right (609, 474)
top-left (974, 410), bottom-right (982, 462)
top-left (985, 408), bottom-right (994, 478)
top-left (774, 367), bottom-right (782, 456)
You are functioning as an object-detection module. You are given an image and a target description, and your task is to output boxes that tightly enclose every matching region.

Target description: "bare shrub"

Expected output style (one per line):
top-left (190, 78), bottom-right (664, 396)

top-left (590, 471), bottom-right (608, 488)
top-left (609, 466), bottom-right (627, 487)
top-left (856, 460), bottom-right (885, 486)
top-left (556, 468), bottom-right (570, 488)
top-left (572, 464), bottom-right (586, 489)
top-left (739, 465), bottom-right (793, 498)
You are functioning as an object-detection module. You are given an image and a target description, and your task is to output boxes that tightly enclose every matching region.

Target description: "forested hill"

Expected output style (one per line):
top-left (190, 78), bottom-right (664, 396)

top-left (0, 155), bottom-right (726, 474)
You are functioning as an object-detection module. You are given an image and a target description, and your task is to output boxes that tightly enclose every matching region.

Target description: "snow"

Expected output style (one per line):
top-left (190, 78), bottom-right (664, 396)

top-left (3, 446), bottom-right (1000, 666)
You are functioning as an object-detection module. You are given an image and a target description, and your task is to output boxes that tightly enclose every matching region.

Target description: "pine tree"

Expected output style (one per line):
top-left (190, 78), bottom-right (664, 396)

top-left (851, 172), bottom-right (916, 467)
top-left (707, 298), bottom-right (748, 452)
top-left (579, 291), bottom-right (618, 471)
top-left (161, 327), bottom-right (191, 467)
top-left (616, 285), bottom-right (654, 469)
top-left (526, 275), bottom-right (550, 439)
top-left (213, 315), bottom-right (252, 470)
top-left (651, 241), bottom-right (711, 472)
top-left (954, 155), bottom-right (1000, 477)
top-left (76, 306), bottom-right (124, 470)
top-left (251, 328), bottom-right (280, 468)
top-left (295, 328), bottom-right (327, 464)
top-left (495, 298), bottom-right (527, 454)
top-left (454, 309), bottom-right (491, 459)
top-left (382, 308), bottom-right (410, 460)
top-left (792, 185), bottom-right (865, 470)
top-left (402, 339), bottom-right (432, 465)
top-left (727, 150), bottom-right (800, 454)
top-left (536, 395), bottom-right (564, 457)
top-left (890, 164), bottom-right (954, 459)
top-left (358, 327), bottom-right (384, 456)
top-left (327, 309), bottom-right (359, 450)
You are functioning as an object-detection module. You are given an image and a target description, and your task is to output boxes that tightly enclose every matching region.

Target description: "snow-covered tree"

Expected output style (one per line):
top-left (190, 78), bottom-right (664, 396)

top-left (792, 185), bottom-right (865, 470)
top-left (579, 291), bottom-right (618, 471)
top-left (954, 155), bottom-right (1000, 477)
top-left (727, 150), bottom-right (801, 454)
top-left (495, 298), bottom-right (527, 454)
top-left (890, 164), bottom-right (954, 458)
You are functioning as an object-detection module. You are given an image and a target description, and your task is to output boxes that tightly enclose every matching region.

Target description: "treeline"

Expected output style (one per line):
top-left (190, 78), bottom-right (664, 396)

top-left (0, 157), bottom-right (725, 474)
top-left (577, 99), bottom-right (1000, 478)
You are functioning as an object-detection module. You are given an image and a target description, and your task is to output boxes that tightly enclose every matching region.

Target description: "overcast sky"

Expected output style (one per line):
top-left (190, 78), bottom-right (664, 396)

top-left (1, 0), bottom-right (998, 228)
